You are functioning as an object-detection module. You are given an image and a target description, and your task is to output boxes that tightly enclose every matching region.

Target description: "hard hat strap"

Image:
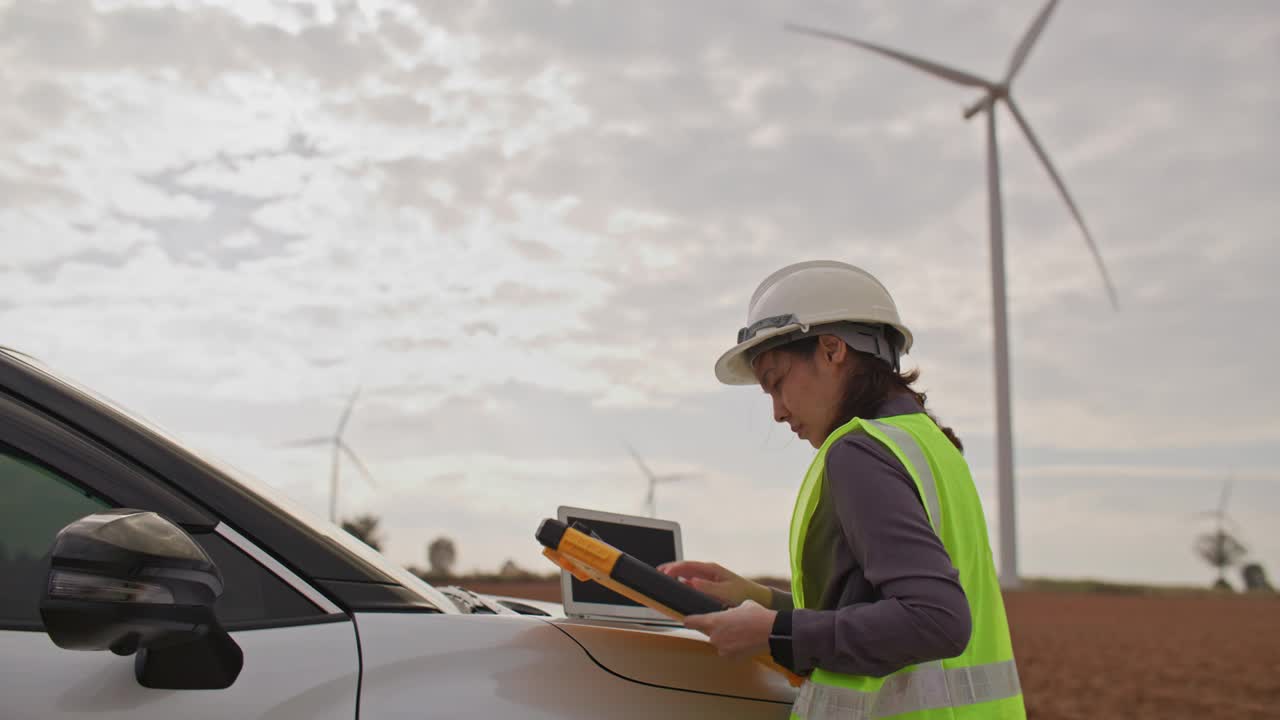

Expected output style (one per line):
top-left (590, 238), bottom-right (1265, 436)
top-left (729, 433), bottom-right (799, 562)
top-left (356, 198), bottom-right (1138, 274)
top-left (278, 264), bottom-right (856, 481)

top-left (746, 321), bottom-right (900, 372)
top-left (831, 322), bottom-right (901, 372)
top-left (737, 314), bottom-right (801, 344)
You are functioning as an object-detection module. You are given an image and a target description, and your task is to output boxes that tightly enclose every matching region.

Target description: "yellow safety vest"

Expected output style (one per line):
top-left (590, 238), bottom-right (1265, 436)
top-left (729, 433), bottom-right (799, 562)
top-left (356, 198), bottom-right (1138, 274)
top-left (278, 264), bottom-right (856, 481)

top-left (788, 413), bottom-right (1026, 719)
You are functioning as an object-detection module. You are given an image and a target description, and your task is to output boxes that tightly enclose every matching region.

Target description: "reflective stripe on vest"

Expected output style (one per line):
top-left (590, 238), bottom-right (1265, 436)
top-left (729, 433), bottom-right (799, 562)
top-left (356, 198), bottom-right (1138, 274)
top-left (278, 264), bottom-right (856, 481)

top-left (866, 420), bottom-right (942, 536)
top-left (793, 659), bottom-right (1022, 719)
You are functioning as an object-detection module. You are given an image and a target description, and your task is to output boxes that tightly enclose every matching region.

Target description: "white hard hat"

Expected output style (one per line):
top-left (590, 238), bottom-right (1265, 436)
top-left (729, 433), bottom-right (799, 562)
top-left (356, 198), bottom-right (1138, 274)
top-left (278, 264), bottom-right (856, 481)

top-left (714, 260), bottom-right (914, 385)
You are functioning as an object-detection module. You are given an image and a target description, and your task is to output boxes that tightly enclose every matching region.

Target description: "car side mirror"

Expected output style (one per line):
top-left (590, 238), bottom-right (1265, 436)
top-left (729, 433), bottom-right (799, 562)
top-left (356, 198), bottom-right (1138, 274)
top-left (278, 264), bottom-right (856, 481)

top-left (40, 509), bottom-right (243, 690)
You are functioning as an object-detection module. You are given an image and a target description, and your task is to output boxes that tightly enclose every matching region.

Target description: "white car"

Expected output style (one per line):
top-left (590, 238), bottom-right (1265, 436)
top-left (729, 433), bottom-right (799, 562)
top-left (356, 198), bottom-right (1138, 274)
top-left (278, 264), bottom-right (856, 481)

top-left (0, 348), bottom-right (795, 718)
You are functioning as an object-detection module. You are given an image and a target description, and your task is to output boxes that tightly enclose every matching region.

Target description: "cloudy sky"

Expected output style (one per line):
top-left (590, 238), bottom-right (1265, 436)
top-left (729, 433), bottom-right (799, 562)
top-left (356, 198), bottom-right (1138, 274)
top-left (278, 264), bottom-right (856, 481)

top-left (3, 0), bottom-right (1277, 587)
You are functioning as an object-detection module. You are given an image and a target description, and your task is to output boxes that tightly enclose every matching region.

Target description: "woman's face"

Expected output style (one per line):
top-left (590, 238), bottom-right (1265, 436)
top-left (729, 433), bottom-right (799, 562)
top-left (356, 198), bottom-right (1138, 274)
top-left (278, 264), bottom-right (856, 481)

top-left (753, 335), bottom-right (853, 448)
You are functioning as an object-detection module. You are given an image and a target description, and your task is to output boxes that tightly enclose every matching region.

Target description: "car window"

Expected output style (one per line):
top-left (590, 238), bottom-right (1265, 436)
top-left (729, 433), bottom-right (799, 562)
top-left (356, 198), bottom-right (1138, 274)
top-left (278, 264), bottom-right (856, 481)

top-left (0, 446), bottom-right (326, 630)
top-left (197, 532), bottom-right (327, 628)
top-left (0, 449), bottom-right (111, 627)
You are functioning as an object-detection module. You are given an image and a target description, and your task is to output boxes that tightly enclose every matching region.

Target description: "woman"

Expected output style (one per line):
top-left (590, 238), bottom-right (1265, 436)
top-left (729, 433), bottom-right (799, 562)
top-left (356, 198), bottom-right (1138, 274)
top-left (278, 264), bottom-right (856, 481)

top-left (661, 261), bottom-right (1025, 719)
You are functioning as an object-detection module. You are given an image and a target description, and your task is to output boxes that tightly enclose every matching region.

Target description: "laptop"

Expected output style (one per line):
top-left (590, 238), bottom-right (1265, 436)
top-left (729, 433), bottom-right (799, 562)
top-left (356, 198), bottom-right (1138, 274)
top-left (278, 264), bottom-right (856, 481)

top-left (557, 505), bottom-right (684, 626)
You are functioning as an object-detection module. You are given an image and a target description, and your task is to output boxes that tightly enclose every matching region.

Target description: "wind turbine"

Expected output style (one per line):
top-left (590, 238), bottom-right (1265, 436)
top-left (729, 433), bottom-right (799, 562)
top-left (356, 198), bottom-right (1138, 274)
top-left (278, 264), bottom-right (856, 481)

top-left (626, 444), bottom-right (694, 518)
top-left (788, 0), bottom-right (1119, 588)
top-left (284, 388), bottom-right (376, 523)
top-left (1194, 478), bottom-right (1247, 589)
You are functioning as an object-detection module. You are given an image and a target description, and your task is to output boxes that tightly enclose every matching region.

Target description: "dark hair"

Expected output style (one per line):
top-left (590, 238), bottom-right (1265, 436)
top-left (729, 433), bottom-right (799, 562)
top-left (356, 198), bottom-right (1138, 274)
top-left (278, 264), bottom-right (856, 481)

top-left (777, 337), bottom-right (964, 451)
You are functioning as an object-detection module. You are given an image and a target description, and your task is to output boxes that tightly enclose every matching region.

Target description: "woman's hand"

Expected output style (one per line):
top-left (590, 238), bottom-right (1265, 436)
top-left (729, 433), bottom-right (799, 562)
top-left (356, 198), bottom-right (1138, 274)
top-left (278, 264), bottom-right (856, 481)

top-left (657, 560), bottom-right (773, 608)
top-left (683, 599), bottom-right (777, 658)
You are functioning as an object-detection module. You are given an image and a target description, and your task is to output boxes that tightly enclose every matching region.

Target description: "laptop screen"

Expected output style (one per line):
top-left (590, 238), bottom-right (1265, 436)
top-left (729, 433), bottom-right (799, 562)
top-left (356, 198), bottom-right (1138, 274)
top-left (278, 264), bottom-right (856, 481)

top-left (563, 514), bottom-right (678, 608)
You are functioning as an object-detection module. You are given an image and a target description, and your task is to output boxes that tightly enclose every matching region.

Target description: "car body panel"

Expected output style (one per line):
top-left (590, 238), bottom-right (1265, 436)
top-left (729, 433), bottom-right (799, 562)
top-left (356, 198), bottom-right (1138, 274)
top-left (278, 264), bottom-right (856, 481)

top-left (355, 613), bottom-right (791, 719)
top-left (552, 617), bottom-right (798, 704)
top-left (2, 620), bottom-right (359, 719)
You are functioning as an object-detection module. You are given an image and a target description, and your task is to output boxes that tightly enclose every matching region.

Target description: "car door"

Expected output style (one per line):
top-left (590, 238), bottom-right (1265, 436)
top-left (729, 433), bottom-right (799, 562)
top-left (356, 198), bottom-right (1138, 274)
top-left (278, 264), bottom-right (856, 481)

top-left (0, 394), bottom-right (361, 720)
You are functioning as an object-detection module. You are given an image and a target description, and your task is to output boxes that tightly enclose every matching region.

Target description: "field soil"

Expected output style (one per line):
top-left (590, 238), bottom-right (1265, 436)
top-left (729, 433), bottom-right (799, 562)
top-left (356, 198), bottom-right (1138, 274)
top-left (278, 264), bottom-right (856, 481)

top-left (463, 580), bottom-right (1280, 719)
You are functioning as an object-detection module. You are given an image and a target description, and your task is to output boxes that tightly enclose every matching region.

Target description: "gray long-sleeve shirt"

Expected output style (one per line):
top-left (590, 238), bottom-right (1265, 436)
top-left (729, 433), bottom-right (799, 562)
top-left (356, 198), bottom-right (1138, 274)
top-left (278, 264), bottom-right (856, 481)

top-left (768, 394), bottom-right (972, 678)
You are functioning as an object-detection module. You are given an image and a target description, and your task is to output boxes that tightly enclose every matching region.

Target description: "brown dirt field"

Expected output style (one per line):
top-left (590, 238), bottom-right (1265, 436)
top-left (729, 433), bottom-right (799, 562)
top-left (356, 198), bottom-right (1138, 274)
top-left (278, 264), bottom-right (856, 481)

top-left (1006, 591), bottom-right (1279, 720)
top-left (465, 580), bottom-right (1280, 719)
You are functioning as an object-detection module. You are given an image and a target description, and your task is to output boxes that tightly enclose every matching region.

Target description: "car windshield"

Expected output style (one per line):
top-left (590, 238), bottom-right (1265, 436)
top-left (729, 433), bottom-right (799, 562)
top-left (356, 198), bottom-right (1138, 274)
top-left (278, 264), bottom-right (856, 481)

top-left (1, 348), bottom-right (453, 614)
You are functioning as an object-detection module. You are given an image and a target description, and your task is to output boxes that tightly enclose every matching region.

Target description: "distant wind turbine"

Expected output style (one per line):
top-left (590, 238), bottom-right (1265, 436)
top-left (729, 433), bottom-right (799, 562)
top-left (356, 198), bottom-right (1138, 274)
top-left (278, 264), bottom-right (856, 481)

top-left (1194, 478), bottom-right (1247, 588)
top-left (626, 444), bottom-right (695, 518)
top-left (283, 388), bottom-right (376, 523)
top-left (788, 0), bottom-right (1119, 588)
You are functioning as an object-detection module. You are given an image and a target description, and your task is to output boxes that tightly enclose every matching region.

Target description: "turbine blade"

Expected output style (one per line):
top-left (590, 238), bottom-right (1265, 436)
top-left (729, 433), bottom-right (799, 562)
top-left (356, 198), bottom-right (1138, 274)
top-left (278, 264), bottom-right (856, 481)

top-left (340, 442), bottom-right (376, 487)
top-left (785, 23), bottom-right (993, 89)
top-left (280, 436), bottom-right (332, 448)
top-left (336, 387), bottom-right (361, 437)
top-left (656, 473), bottom-right (698, 484)
top-left (626, 444), bottom-right (657, 481)
top-left (1005, 0), bottom-right (1060, 83)
top-left (1005, 98), bottom-right (1120, 309)
top-left (1219, 480), bottom-right (1233, 514)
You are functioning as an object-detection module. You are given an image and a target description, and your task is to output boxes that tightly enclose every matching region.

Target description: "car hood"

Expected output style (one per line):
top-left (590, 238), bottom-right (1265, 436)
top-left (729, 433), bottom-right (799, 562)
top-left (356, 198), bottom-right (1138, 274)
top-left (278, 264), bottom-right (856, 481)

top-left (464, 592), bottom-right (794, 704)
top-left (548, 617), bottom-right (797, 704)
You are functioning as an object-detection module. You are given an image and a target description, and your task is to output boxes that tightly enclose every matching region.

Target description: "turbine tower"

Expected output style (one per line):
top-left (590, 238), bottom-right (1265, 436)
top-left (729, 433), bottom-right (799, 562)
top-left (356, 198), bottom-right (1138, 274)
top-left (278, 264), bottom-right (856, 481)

top-left (284, 387), bottom-right (376, 523)
top-left (788, 0), bottom-right (1119, 588)
top-left (626, 444), bottom-right (694, 518)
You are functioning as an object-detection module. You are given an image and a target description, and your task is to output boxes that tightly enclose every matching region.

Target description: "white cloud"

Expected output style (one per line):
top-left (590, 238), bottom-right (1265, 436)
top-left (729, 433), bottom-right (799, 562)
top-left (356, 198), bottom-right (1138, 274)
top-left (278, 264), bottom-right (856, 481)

top-left (220, 229), bottom-right (262, 249)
